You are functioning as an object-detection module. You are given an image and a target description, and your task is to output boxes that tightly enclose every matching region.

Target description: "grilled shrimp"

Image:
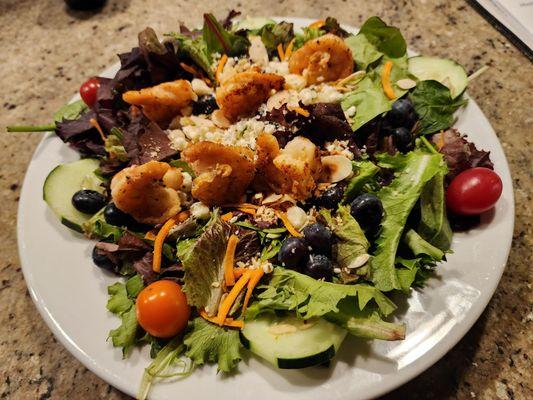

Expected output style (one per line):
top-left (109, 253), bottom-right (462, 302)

top-left (216, 71), bottom-right (284, 122)
top-left (182, 141), bottom-right (255, 206)
top-left (254, 134), bottom-right (322, 200)
top-left (289, 34), bottom-right (354, 85)
top-left (110, 161), bottom-right (183, 225)
top-left (123, 80), bottom-right (196, 123)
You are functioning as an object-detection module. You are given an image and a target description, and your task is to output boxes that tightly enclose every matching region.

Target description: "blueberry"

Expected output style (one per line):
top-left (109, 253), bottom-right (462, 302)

top-left (391, 127), bottom-right (413, 152)
top-left (303, 223), bottom-right (332, 255)
top-left (71, 190), bottom-right (107, 214)
top-left (304, 254), bottom-right (333, 281)
top-left (104, 203), bottom-right (136, 227)
top-left (387, 98), bottom-right (416, 129)
top-left (92, 244), bottom-right (118, 272)
top-left (350, 194), bottom-right (384, 232)
top-left (315, 184), bottom-right (345, 209)
top-left (278, 237), bottom-right (309, 270)
top-left (192, 95), bottom-right (218, 115)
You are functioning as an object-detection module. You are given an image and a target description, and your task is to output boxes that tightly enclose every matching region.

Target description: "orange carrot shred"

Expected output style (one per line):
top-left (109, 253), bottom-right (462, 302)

top-left (216, 270), bottom-right (253, 325)
top-left (221, 212), bottom-right (234, 222)
top-left (309, 20), bottom-right (325, 29)
top-left (216, 54), bottom-right (228, 82)
top-left (277, 43), bottom-right (285, 61)
top-left (284, 39), bottom-right (295, 60)
top-left (381, 60), bottom-right (396, 100)
top-left (223, 235), bottom-right (239, 287)
top-left (242, 268), bottom-right (265, 314)
top-left (236, 207), bottom-right (256, 216)
top-left (223, 203), bottom-right (259, 210)
top-left (287, 105), bottom-right (310, 117)
top-left (89, 118), bottom-right (107, 142)
top-left (144, 230), bottom-right (157, 241)
top-left (276, 210), bottom-right (302, 237)
top-left (199, 310), bottom-right (244, 328)
top-left (152, 211), bottom-right (190, 273)
top-left (180, 62), bottom-right (200, 76)
top-left (437, 131), bottom-right (445, 150)
top-left (233, 267), bottom-right (247, 279)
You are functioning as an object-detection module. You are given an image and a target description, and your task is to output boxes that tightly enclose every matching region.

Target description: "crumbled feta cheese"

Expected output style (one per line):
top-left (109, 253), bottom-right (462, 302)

top-left (325, 139), bottom-right (355, 160)
top-left (248, 35), bottom-right (269, 67)
top-left (181, 172), bottom-right (193, 192)
top-left (284, 74), bottom-right (307, 91)
top-left (190, 202), bottom-right (211, 220)
top-left (264, 60), bottom-right (290, 75)
top-left (191, 78), bottom-right (213, 96)
top-left (167, 129), bottom-right (188, 151)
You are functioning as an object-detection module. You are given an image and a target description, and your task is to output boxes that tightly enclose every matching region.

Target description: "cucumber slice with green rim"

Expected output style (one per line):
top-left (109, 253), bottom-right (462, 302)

top-left (241, 314), bottom-right (347, 369)
top-left (43, 158), bottom-right (101, 233)
top-left (408, 56), bottom-right (468, 98)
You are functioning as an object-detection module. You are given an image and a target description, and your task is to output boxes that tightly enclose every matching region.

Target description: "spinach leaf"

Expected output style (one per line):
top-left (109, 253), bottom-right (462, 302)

top-left (418, 171), bottom-right (452, 250)
top-left (357, 16), bottom-right (406, 58)
top-left (344, 160), bottom-right (380, 202)
top-left (370, 150), bottom-right (446, 291)
top-left (409, 80), bottom-right (467, 134)
top-left (344, 34), bottom-right (383, 70)
top-left (203, 13), bottom-right (249, 56)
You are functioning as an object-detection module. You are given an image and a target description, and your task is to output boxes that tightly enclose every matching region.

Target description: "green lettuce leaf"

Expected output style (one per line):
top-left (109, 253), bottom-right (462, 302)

top-left (344, 160), bottom-right (380, 202)
top-left (53, 100), bottom-right (89, 123)
top-left (403, 229), bottom-right (444, 261)
top-left (83, 208), bottom-right (123, 242)
top-left (357, 16), bottom-right (406, 58)
top-left (246, 268), bottom-right (396, 321)
top-left (409, 80), bottom-right (467, 134)
top-left (107, 275), bottom-right (144, 357)
top-left (181, 216), bottom-right (231, 313)
top-left (170, 33), bottom-right (214, 79)
top-left (294, 27), bottom-right (324, 49)
top-left (370, 150), bottom-right (446, 291)
top-left (345, 34), bottom-right (383, 71)
top-left (418, 171), bottom-right (452, 251)
top-left (104, 130), bottom-right (128, 162)
top-left (396, 256), bottom-right (438, 291)
top-left (183, 317), bottom-right (242, 372)
top-left (257, 21), bottom-right (295, 54)
top-left (203, 13), bottom-right (249, 57)
top-left (325, 299), bottom-right (405, 340)
top-left (321, 205), bottom-right (370, 270)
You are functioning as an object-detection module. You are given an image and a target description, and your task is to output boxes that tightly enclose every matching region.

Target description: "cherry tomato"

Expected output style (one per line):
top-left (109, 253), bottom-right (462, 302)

top-left (446, 167), bottom-right (502, 215)
top-left (136, 280), bottom-right (191, 338)
top-left (79, 77), bottom-right (101, 107)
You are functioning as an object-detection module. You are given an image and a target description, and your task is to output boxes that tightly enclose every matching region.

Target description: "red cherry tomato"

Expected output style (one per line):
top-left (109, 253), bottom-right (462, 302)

top-left (136, 280), bottom-right (191, 338)
top-left (446, 167), bottom-right (502, 215)
top-left (79, 77), bottom-right (101, 107)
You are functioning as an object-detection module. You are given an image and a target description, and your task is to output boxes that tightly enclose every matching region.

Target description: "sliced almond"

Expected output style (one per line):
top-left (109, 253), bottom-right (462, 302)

top-left (396, 78), bottom-right (417, 90)
top-left (266, 90), bottom-right (291, 111)
top-left (320, 155), bottom-right (353, 183)
top-left (286, 206), bottom-right (308, 231)
top-left (346, 253), bottom-right (370, 269)
top-left (211, 109), bottom-right (231, 128)
top-left (262, 193), bottom-right (283, 204)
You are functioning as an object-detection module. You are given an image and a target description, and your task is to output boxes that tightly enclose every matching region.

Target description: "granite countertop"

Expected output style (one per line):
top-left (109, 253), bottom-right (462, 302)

top-left (0, 0), bottom-right (531, 398)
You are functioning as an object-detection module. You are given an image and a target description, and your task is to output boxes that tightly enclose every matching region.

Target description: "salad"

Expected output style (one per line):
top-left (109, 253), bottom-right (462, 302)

top-left (9, 11), bottom-right (503, 398)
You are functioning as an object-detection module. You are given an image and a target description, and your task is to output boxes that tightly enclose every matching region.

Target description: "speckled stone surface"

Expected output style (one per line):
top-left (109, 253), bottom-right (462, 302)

top-left (0, 0), bottom-right (531, 399)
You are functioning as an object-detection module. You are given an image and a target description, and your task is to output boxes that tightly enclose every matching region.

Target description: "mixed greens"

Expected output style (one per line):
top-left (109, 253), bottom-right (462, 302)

top-left (9, 10), bottom-right (503, 398)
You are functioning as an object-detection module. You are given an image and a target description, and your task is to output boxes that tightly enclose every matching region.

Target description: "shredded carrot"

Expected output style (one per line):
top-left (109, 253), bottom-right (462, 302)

top-left (242, 268), bottom-right (265, 314)
top-left (216, 270), bottom-right (253, 325)
top-left (216, 54), bottom-right (228, 82)
top-left (152, 211), bottom-right (190, 273)
top-left (225, 203), bottom-right (259, 210)
top-left (309, 20), bottom-right (326, 29)
top-left (236, 207), bottom-right (256, 216)
top-left (180, 62), bottom-right (199, 76)
top-left (223, 235), bottom-right (239, 287)
top-left (89, 118), bottom-right (107, 142)
top-left (221, 212), bottom-right (234, 222)
top-left (437, 131), bottom-right (445, 150)
top-left (381, 60), bottom-right (396, 100)
top-left (233, 267), bottom-right (247, 279)
top-left (199, 310), bottom-right (244, 328)
top-left (284, 39), bottom-right (295, 60)
top-left (287, 105), bottom-right (310, 117)
top-left (144, 230), bottom-right (157, 241)
top-left (277, 43), bottom-right (285, 61)
top-left (276, 210), bottom-right (302, 237)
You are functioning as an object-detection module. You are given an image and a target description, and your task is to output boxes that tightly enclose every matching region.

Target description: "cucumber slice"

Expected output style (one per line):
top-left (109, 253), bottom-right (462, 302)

top-left (233, 17), bottom-right (276, 32)
top-left (408, 56), bottom-right (468, 98)
top-left (43, 158), bottom-right (101, 233)
top-left (241, 314), bottom-right (347, 369)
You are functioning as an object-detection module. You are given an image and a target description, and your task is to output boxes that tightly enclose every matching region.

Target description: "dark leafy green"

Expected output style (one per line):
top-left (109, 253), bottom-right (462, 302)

top-left (344, 160), bottom-right (380, 202)
top-left (203, 13), bottom-right (250, 56)
top-left (357, 16), bottom-right (406, 58)
top-left (410, 80), bottom-right (467, 134)
top-left (257, 21), bottom-right (295, 54)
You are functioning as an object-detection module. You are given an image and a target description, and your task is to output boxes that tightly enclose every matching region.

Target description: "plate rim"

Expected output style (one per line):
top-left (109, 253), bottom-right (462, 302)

top-left (16, 16), bottom-right (515, 399)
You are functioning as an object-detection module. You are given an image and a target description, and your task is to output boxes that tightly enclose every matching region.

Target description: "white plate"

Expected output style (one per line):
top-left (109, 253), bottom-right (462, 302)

top-left (17, 17), bottom-right (514, 400)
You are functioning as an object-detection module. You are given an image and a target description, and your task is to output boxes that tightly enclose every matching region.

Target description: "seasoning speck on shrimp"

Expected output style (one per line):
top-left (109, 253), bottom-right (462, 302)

top-left (216, 71), bottom-right (284, 122)
top-left (289, 34), bottom-right (354, 85)
top-left (110, 161), bottom-right (183, 225)
top-left (123, 80), bottom-right (197, 123)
